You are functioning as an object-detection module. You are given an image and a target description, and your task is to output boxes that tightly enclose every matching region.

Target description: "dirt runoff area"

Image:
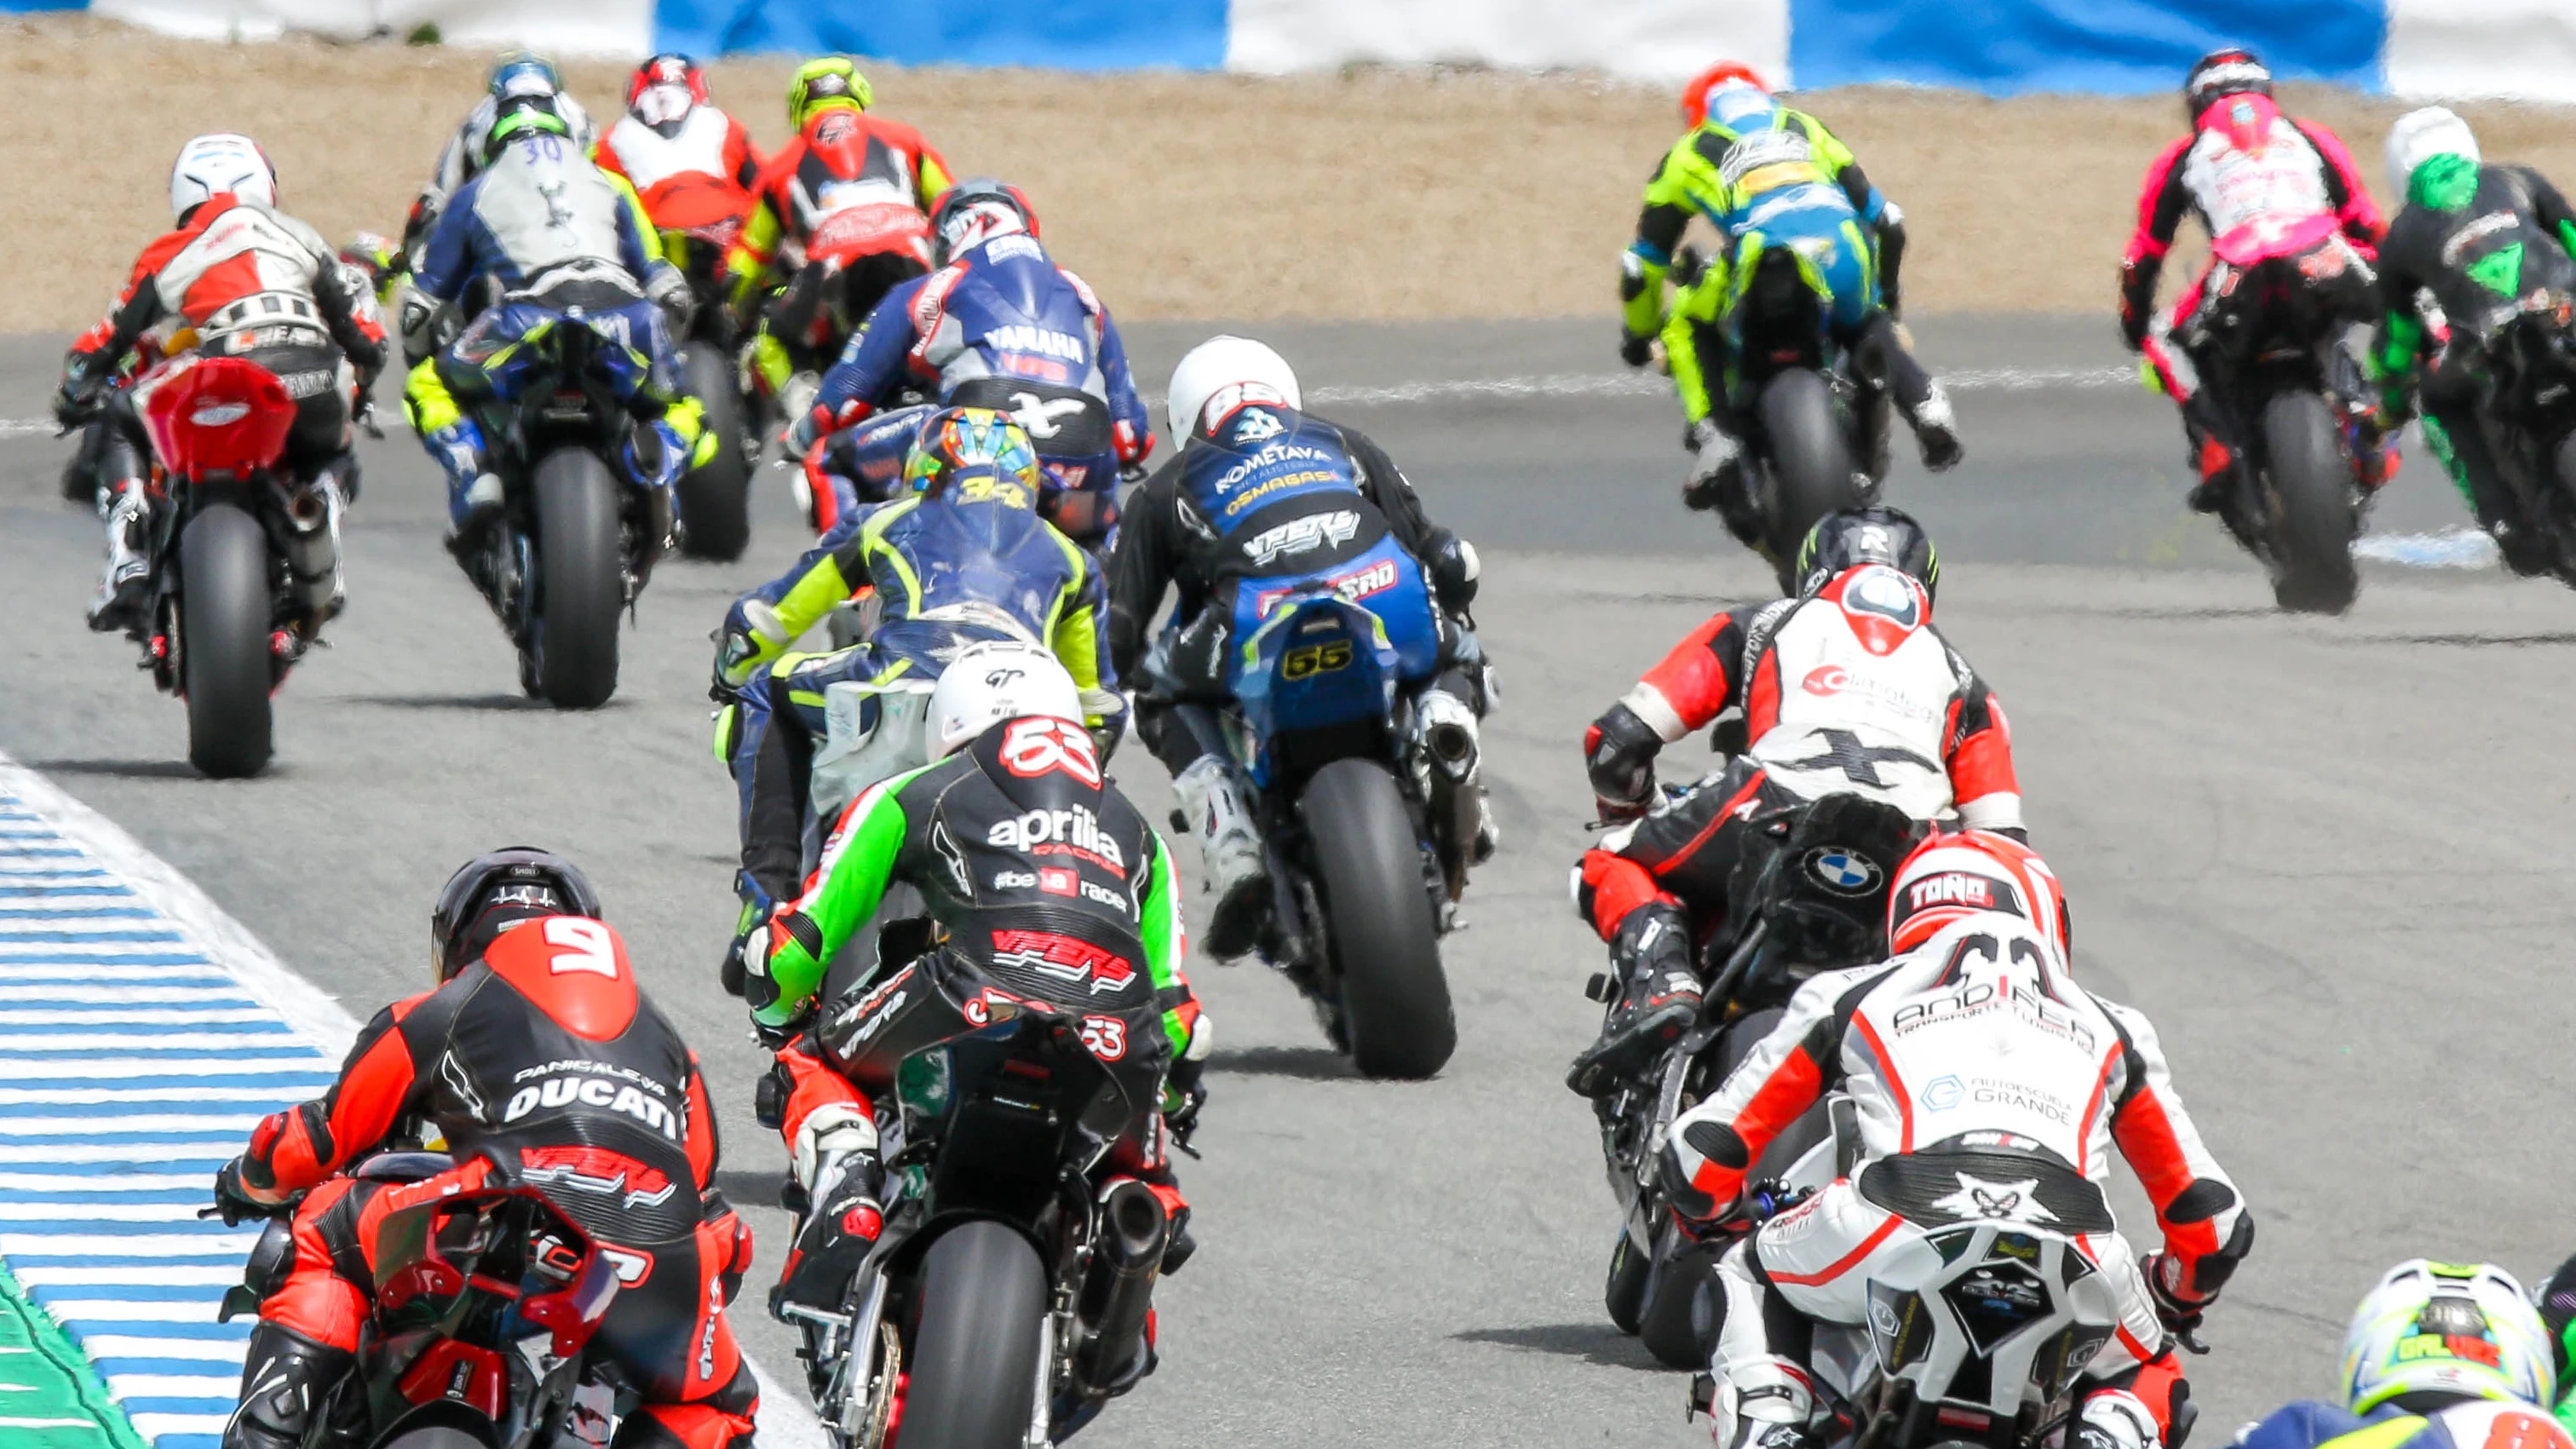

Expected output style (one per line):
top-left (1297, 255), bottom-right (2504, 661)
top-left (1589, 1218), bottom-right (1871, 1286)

top-left (10, 13), bottom-right (2576, 333)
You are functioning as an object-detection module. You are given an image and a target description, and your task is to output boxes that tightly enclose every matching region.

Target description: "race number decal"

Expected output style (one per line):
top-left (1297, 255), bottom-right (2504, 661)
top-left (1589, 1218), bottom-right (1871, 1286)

top-left (542, 917), bottom-right (621, 978)
top-left (1079, 1015), bottom-right (1128, 1061)
top-left (1282, 640), bottom-right (1354, 680)
top-left (999, 717), bottom-right (1101, 787)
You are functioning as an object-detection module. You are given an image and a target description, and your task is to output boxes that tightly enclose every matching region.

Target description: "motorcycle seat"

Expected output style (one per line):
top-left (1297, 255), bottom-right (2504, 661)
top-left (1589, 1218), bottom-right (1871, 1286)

top-left (352, 1151), bottom-right (455, 1184)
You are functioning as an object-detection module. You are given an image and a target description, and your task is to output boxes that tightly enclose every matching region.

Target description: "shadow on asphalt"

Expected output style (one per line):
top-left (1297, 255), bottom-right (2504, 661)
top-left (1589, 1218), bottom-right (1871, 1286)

top-left (1452, 1323), bottom-right (1666, 1372)
top-left (713, 1168), bottom-right (786, 1211)
top-left (1205, 1045), bottom-right (1352, 1081)
top-left (21, 756), bottom-right (204, 779)
top-left (346, 692), bottom-right (549, 711)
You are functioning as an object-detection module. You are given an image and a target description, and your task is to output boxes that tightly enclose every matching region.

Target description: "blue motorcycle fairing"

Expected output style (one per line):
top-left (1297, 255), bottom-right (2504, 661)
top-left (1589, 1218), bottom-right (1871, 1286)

top-left (1229, 592), bottom-right (1400, 791)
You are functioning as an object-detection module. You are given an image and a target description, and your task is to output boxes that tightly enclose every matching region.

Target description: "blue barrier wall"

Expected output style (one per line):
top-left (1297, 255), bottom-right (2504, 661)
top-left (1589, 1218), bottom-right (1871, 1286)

top-left (1786, 0), bottom-right (2387, 95)
top-left (655, 0), bottom-right (1228, 70)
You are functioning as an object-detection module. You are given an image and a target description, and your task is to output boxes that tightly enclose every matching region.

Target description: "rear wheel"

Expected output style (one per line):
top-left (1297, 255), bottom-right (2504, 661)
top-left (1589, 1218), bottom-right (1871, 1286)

top-left (1638, 1231), bottom-right (1728, 1369)
top-left (1758, 369), bottom-right (1861, 590)
top-left (674, 342), bottom-right (750, 561)
top-left (903, 1220), bottom-right (1047, 1449)
top-left (1300, 758), bottom-right (1456, 1079)
top-left (2259, 390), bottom-right (2360, 613)
top-left (530, 447), bottom-right (625, 709)
top-left (178, 503), bottom-right (274, 778)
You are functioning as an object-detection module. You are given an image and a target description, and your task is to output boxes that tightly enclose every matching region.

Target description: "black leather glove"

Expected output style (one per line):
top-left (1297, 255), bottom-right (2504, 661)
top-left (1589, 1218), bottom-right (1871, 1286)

top-left (211, 1157), bottom-right (281, 1226)
top-left (53, 364), bottom-right (105, 428)
top-left (1584, 703), bottom-right (1662, 822)
top-left (1619, 330), bottom-right (1653, 369)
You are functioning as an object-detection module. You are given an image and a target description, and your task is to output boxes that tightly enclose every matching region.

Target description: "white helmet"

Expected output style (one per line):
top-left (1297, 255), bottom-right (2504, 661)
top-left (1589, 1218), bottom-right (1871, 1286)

top-left (2341, 1260), bottom-right (2554, 1413)
top-left (1165, 334), bottom-right (1301, 442)
top-left (170, 134), bottom-right (277, 223)
top-left (2386, 106), bottom-right (2481, 203)
top-left (928, 641), bottom-right (1084, 760)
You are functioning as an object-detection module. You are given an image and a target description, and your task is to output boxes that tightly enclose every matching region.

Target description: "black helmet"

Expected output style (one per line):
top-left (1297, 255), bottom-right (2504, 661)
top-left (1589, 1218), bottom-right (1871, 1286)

top-left (2183, 49), bottom-right (2272, 122)
top-left (429, 848), bottom-right (602, 982)
top-left (928, 178), bottom-right (1038, 266)
top-left (1796, 505), bottom-right (1940, 603)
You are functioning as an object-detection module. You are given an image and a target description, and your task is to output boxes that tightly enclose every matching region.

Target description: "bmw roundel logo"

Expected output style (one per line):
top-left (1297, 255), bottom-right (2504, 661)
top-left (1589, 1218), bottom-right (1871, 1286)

top-left (1806, 848), bottom-right (1882, 895)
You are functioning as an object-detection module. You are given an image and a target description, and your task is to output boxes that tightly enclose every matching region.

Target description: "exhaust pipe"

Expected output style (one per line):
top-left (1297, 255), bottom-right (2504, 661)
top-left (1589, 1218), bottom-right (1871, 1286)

top-left (280, 479), bottom-right (342, 618)
top-left (1072, 1179), bottom-right (1168, 1393)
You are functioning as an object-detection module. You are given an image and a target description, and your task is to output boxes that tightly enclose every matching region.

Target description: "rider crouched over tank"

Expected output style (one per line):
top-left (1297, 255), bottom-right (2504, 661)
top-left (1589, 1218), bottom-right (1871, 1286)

top-left (1107, 335), bottom-right (1493, 958)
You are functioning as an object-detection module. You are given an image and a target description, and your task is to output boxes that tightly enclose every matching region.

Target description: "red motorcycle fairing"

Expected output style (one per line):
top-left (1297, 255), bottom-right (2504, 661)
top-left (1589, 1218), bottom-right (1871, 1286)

top-left (395, 1338), bottom-right (508, 1418)
top-left (135, 353), bottom-right (297, 482)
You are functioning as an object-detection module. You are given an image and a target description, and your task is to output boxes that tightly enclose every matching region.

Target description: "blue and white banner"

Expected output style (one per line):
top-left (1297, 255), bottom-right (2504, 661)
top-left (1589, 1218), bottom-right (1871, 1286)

top-left (9, 0), bottom-right (2573, 99)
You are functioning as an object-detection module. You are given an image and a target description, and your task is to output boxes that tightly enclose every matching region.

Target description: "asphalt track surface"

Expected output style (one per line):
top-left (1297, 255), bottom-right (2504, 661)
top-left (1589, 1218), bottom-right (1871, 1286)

top-left (3, 316), bottom-right (2573, 1447)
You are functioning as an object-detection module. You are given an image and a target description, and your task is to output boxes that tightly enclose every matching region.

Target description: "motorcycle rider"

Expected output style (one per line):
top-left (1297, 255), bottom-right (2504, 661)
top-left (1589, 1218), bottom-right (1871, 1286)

top-left (1107, 334), bottom-right (1490, 957)
top-left (210, 849), bottom-right (757, 1449)
top-left (741, 644), bottom-right (1209, 1327)
top-left (2233, 1262), bottom-right (2562, 1449)
top-left (1622, 66), bottom-right (1958, 542)
top-left (403, 51), bottom-right (597, 269)
top-left (403, 93), bottom-right (707, 586)
top-left (1672, 830), bottom-right (2250, 1449)
top-left (1567, 506), bottom-right (2020, 1095)
top-left (727, 56), bottom-right (952, 423)
top-left (789, 178), bottom-right (1153, 544)
top-left (594, 53), bottom-right (765, 234)
top-left (2370, 108), bottom-right (2576, 576)
top-left (55, 133), bottom-right (388, 635)
top-left (2120, 49), bottom-right (2388, 512)
top-left (710, 407), bottom-right (1125, 970)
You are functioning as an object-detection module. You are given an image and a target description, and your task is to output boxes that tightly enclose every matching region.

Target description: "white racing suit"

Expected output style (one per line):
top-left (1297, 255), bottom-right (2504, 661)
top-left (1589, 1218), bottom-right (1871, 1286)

top-left (1665, 915), bottom-right (2251, 1449)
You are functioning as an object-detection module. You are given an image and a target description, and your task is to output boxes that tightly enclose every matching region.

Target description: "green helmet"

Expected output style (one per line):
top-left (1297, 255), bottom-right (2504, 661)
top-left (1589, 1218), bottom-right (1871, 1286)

top-left (485, 97), bottom-right (572, 162)
top-left (787, 55), bottom-right (872, 130)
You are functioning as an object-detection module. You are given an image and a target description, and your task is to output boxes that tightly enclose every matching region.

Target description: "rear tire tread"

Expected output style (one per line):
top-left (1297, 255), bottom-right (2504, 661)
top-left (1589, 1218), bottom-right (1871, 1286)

top-left (1300, 758), bottom-right (1457, 1079)
top-left (179, 503), bottom-right (274, 778)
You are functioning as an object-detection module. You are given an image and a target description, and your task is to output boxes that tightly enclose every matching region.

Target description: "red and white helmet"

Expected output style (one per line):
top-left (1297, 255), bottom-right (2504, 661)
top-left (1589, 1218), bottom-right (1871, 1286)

top-left (1887, 829), bottom-right (2071, 963)
top-left (628, 53), bottom-right (708, 129)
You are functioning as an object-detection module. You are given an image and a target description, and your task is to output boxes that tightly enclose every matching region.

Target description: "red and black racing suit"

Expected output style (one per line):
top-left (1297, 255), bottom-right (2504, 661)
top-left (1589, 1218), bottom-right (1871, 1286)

top-left (226, 916), bottom-right (756, 1449)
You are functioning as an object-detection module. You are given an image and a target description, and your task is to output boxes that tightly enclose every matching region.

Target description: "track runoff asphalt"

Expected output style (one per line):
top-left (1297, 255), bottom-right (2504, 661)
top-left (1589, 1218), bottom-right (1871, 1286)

top-left (3, 313), bottom-right (2574, 1448)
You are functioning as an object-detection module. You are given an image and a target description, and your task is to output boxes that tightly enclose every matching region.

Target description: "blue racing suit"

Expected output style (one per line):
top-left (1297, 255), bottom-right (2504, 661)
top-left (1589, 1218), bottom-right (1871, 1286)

top-left (718, 474), bottom-right (1118, 908)
top-left (791, 233), bottom-right (1151, 543)
top-left (404, 129), bottom-right (704, 533)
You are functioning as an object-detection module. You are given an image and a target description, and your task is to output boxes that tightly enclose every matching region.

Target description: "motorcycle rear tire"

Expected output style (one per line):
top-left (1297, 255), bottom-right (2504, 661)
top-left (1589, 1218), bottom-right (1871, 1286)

top-left (380, 1428), bottom-right (487, 1449)
top-left (530, 447), bottom-right (625, 710)
top-left (904, 1220), bottom-right (1048, 1449)
top-left (179, 502), bottom-right (274, 779)
top-left (2259, 390), bottom-right (2359, 614)
top-left (1300, 757), bottom-right (1456, 1080)
top-left (1639, 1231), bottom-right (1728, 1370)
top-left (674, 342), bottom-right (751, 561)
top-left (1759, 368), bottom-right (1861, 593)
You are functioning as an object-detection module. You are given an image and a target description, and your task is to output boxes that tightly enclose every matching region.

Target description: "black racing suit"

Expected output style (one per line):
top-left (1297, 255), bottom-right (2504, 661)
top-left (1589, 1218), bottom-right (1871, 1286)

top-left (2373, 161), bottom-right (2576, 563)
top-left (221, 913), bottom-right (755, 1449)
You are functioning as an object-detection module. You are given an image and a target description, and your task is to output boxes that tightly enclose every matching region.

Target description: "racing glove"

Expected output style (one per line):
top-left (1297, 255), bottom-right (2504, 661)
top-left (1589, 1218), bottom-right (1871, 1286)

top-left (1113, 417), bottom-right (1153, 467)
top-left (2117, 259), bottom-right (2159, 353)
top-left (1424, 527), bottom-right (1481, 609)
top-left (52, 357), bottom-right (106, 428)
top-left (712, 598), bottom-right (791, 693)
top-left (1584, 702), bottom-right (1663, 821)
top-left (211, 1156), bottom-right (285, 1225)
top-left (1619, 329), bottom-right (1653, 369)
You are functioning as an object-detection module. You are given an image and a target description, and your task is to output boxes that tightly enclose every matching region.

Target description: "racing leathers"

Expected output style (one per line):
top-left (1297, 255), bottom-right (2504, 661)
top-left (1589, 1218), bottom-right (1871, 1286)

top-left (403, 89), bottom-right (598, 268)
top-left (794, 233), bottom-right (1153, 543)
top-left (2233, 1400), bottom-right (2573, 1449)
top-left (2120, 98), bottom-right (2384, 503)
top-left (594, 102), bottom-right (764, 229)
top-left (745, 716), bottom-right (1205, 1321)
top-left (727, 108), bottom-right (950, 405)
top-left (1670, 915), bottom-right (2251, 1449)
top-left (215, 916), bottom-right (756, 1449)
top-left (58, 195), bottom-right (388, 633)
top-left (404, 129), bottom-right (707, 567)
top-left (1569, 566), bottom-right (2020, 1093)
top-left (1107, 400), bottom-right (1488, 956)
top-left (2369, 160), bottom-right (2576, 572)
top-left (715, 475), bottom-right (1123, 923)
top-left (1623, 88), bottom-right (1957, 520)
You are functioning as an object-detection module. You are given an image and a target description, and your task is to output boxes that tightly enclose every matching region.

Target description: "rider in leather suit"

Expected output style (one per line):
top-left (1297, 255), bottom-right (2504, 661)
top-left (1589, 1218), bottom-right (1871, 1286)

top-left (213, 849), bottom-right (757, 1449)
top-left (1569, 507), bottom-right (2021, 1094)
top-left (1107, 334), bottom-right (1490, 957)
top-left (402, 52), bottom-right (597, 271)
top-left (1670, 831), bottom-right (2250, 1449)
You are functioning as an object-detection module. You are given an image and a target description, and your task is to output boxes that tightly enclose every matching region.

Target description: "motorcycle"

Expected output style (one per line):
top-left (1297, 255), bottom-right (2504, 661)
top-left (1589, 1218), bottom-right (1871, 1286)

top-left (2164, 214), bottom-right (2378, 612)
top-left (746, 166), bottom-right (934, 438)
top-left (461, 317), bottom-right (672, 710)
top-left (762, 928), bottom-right (1182, 1448)
top-left (2458, 289), bottom-right (2576, 582)
top-left (1590, 791), bottom-right (1918, 1367)
top-left (216, 1152), bottom-right (633, 1449)
top-left (83, 353), bottom-right (345, 779)
top-left (1153, 583), bottom-right (1486, 1080)
top-left (648, 175), bottom-right (760, 563)
top-left (1676, 244), bottom-right (1890, 592)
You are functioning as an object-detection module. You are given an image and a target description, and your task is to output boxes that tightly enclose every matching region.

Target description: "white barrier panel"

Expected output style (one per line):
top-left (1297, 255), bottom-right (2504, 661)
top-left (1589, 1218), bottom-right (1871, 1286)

top-left (2387, 0), bottom-right (2576, 101)
top-left (1223, 0), bottom-right (1790, 86)
top-left (94, 0), bottom-right (653, 55)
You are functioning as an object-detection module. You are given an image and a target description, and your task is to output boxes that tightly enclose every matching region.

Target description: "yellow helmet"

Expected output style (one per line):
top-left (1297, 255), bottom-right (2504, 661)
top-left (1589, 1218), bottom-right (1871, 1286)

top-left (787, 55), bottom-right (871, 129)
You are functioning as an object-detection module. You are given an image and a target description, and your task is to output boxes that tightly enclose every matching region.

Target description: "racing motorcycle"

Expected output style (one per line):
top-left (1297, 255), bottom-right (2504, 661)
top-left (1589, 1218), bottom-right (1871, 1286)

top-left (2163, 214), bottom-right (2378, 612)
top-left (745, 121), bottom-right (934, 440)
top-left (645, 174), bottom-right (759, 562)
top-left (1685, 1153), bottom-right (2134, 1449)
top-left (2452, 289), bottom-right (2576, 584)
top-left (1152, 585), bottom-right (1487, 1080)
top-left (762, 923), bottom-right (1182, 1447)
top-left (1677, 244), bottom-right (1889, 591)
top-left (459, 315), bottom-right (673, 710)
top-left (80, 354), bottom-right (345, 779)
top-left (215, 1152), bottom-right (634, 1449)
top-left (1590, 792), bottom-right (1917, 1367)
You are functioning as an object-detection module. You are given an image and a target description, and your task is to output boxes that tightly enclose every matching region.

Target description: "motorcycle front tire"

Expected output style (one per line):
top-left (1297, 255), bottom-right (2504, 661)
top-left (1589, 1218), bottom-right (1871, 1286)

top-left (1759, 368), bottom-right (1861, 593)
top-left (529, 447), bottom-right (625, 709)
top-left (673, 342), bottom-right (751, 561)
top-left (903, 1220), bottom-right (1049, 1449)
top-left (178, 501), bottom-right (275, 779)
top-left (1300, 757), bottom-right (1457, 1080)
top-left (2259, 389), bottom-right (2360, 613)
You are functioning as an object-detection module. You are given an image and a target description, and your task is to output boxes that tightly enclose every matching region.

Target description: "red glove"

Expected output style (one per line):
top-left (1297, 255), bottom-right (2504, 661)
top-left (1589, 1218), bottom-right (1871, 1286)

top-left (1113, 417), bottom-right (1153, 467)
